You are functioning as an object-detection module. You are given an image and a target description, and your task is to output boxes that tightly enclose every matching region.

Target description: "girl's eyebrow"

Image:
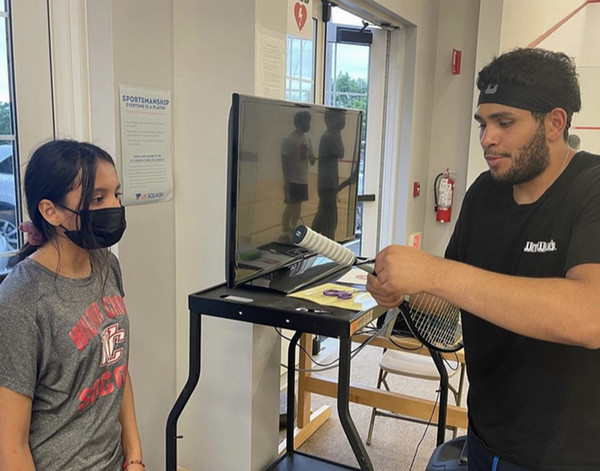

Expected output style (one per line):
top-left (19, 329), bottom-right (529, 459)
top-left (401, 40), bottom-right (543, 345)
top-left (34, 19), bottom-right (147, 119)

top-left (94, 184), bottom-right (122, 192)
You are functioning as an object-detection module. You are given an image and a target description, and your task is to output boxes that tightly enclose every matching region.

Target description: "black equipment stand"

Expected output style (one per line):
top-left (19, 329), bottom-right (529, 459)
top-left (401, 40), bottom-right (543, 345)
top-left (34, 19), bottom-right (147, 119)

top-left (166, 283), bottom-right (386, 471)
top-left (429, 348), bottom-right (450, 447)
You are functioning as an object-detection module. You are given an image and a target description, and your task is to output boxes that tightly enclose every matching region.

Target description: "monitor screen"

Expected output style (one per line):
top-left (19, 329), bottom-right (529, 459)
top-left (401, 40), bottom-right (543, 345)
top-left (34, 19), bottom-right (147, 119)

top-left (226, 93), bottom-right (363, 291)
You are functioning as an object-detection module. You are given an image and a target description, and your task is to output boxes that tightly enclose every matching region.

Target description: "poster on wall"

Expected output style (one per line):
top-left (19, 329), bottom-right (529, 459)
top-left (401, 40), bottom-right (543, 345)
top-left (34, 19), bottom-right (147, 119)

top-left (118, 85), bottom-right (173, 206)
top-left (255, 25), bottom-right (286, 99)
top-left (287, 0), bottom-right (312, 40)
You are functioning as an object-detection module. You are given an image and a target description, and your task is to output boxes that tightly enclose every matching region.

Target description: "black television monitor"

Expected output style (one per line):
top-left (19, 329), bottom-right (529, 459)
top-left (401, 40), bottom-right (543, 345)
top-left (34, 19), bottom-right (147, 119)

top-left (226, 93), bottom-right (363, 293)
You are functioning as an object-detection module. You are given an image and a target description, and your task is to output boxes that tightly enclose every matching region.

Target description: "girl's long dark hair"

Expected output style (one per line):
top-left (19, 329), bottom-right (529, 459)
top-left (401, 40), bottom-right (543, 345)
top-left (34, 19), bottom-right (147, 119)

top-left (19, 140), bottom-right (117, 283)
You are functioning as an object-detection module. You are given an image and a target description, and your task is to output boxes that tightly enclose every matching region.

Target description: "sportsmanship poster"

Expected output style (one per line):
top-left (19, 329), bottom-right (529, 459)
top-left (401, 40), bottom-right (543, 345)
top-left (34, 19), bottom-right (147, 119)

top-left (119, 85), bottom-right (173, 206)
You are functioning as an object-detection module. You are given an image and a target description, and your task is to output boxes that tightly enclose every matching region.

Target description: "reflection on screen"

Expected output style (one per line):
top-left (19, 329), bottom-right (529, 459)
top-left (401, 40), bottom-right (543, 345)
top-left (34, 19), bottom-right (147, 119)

top-left (228, 94), bottom-right (362, 290)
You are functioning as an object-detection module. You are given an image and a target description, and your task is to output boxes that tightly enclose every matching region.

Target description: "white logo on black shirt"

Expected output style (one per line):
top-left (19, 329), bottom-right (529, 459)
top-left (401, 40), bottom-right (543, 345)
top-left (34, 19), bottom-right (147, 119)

top-left (523, 239), bottom-right (557, 253)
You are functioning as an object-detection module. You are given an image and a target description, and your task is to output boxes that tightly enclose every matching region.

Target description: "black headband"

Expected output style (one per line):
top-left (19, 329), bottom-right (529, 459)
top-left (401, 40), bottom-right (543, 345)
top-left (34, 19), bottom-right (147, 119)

top-left (477, 83), bottom-right (572, 115)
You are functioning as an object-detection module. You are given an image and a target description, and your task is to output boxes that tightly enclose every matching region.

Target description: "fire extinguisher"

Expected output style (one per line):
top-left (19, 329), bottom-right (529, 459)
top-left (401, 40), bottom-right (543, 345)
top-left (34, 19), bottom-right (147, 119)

top-left (434, 169), bottom-right (454, 223)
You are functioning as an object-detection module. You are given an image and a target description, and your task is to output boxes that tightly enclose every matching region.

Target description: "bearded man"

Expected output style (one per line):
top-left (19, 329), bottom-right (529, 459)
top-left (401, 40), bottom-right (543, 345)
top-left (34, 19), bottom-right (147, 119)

top-left (368, 48), bottom-right (600, 471)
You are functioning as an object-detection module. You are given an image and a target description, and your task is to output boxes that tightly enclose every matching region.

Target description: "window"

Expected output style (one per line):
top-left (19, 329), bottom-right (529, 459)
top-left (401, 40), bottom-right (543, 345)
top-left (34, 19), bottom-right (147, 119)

top-left (0, 1), bottom-right (19, 273)
top-left (324, 8), bottom-right (372, 251)
top-left (285, 20), bottom-right (316, 103)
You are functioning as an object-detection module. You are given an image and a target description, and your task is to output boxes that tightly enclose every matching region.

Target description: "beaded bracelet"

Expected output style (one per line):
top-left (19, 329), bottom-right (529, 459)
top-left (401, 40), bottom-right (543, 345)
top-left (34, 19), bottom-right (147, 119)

top-left (122, 460), bottom-right (145, 470)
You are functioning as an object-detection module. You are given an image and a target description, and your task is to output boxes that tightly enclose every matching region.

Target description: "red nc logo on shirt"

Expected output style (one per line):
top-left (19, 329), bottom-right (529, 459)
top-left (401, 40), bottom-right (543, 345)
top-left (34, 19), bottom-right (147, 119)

top-left (100, 324), bottom-right (125, 366)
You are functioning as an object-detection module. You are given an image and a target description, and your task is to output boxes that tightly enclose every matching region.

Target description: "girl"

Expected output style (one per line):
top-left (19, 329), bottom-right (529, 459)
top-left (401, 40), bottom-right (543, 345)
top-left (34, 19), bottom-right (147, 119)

top-left (0, 140), bottom-right (144, 470)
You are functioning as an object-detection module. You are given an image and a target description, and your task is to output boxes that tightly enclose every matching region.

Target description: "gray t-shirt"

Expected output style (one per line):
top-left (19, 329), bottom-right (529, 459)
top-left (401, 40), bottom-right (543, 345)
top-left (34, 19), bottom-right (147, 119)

top-left (0, 253), bottom-right (129, 471)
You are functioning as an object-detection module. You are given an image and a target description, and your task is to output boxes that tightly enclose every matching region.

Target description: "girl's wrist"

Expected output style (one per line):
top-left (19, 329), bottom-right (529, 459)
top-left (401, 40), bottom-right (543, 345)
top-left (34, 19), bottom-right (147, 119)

top-left (122, 459), bottom-right (145, 470)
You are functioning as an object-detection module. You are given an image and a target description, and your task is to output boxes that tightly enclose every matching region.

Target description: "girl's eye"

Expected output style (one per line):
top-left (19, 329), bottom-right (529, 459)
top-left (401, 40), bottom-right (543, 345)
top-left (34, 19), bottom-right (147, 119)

top-left (92, 195), bottom-right (103, 204)
top-left (115, 192), bottom-right (123, 201)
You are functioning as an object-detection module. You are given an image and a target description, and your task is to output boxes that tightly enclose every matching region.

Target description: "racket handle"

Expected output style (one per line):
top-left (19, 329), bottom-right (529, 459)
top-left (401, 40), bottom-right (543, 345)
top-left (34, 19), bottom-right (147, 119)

top-left (293, 225), bottom-right (376, 275)
top-left (293, 225), bottom-right (356, 266)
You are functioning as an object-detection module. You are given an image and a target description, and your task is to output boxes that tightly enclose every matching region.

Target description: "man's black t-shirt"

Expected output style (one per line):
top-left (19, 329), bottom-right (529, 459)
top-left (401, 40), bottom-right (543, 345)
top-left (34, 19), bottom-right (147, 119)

top-left (446, 152), bottom-right (600, 470)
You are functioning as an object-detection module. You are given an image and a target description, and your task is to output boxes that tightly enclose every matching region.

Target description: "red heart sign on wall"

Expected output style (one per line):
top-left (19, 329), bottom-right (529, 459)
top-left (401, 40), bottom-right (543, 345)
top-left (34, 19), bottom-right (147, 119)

top-left (294, 2), bottom-right (307, 31)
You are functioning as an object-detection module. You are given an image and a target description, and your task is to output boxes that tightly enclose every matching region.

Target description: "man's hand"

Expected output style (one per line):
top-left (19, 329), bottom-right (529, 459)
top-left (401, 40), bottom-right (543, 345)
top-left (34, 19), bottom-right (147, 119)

top-left (367, 245), bottom-right (442, 307)
top-left (366, 272), bottom-right (404, 307)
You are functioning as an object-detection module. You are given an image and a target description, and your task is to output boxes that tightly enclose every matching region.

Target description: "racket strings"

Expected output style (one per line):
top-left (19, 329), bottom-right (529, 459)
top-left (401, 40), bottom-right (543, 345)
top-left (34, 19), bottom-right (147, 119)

top-left (406, 293), bottom-right (462, 350)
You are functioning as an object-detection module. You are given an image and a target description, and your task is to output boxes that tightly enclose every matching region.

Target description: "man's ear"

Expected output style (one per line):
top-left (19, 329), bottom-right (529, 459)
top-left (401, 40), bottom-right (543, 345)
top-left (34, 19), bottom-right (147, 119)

top-left (37, 199), bottom-right (63, 227)
top-left (545, 108), bottom-right (568, 143)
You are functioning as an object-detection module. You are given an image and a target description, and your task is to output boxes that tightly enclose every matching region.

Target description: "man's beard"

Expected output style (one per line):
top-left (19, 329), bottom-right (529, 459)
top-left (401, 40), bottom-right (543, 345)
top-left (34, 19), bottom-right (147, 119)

top-left (490, 123), bottom-right (550, 185)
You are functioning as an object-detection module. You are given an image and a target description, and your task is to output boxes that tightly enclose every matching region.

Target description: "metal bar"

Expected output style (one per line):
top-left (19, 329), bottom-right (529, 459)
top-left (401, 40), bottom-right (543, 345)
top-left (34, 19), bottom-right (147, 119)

top-left (337, 336), bottom-right (374, 471)
top-left (166, 312), bottom-right (202, 471)
top-left (429, 348), bottom-right (449, 446)
top-left (286, 331), bottom-right (304, 454)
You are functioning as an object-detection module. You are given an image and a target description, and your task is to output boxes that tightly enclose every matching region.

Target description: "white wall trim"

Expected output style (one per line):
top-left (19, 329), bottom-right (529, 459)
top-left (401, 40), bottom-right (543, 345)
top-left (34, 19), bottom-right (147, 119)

top-left (381, 26), bottom-right (410, 248)
top-left (48, 0), bottom-right (91, 141)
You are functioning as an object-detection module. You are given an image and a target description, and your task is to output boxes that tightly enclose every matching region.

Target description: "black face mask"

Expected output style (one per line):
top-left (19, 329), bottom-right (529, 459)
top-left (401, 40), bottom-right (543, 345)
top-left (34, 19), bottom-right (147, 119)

top-left (60, 206), bottom-right (126, 249)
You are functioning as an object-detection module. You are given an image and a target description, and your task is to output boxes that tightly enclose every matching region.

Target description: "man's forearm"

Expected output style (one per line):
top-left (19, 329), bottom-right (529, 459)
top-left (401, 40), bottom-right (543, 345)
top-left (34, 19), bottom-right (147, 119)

top-left (370, 245), bottom-right (600, 348)
top-left (428, 257), bottom-right (600, 348)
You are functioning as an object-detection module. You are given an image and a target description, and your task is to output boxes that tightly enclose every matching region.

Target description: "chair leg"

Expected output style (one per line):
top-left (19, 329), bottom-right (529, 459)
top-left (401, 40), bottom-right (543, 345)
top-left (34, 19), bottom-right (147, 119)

top-left (456, 362), bottom-right (466, 407)
top-left (366, 368), bottom-right (387, 445)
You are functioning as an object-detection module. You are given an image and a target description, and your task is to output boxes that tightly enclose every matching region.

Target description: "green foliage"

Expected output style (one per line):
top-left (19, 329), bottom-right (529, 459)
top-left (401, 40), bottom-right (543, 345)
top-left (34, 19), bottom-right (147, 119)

top-left (330, 71), bottom-right (368, 112)
top-left (0, 102), bottom-right (12, 135)
top-left (329, 72), bottom-right (368, 143)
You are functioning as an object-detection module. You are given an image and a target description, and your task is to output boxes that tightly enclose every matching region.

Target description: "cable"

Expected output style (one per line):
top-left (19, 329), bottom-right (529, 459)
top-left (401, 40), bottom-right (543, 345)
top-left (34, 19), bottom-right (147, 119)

top-left (389, 335), bottom-right (425, 352)
top-left (274, 328), bottom-right (340, 369)
top-left (273, 311), bottom-right (397, 373)
top-left (408, 389), bottom-right (440, 471)
top-left (443, 352), bottom-right (460, 372)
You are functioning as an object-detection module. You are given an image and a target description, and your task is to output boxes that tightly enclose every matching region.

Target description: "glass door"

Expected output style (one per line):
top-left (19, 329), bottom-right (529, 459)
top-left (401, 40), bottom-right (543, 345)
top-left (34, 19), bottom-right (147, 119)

top-left (324, 7), bottom-right (375, 256)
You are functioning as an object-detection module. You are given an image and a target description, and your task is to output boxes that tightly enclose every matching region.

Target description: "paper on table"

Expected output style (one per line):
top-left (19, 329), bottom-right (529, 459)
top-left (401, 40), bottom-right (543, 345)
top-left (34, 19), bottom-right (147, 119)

top-left (335, 267), bottom-right (369, 286)
top-left (288, 282), bottom-right (376, 311)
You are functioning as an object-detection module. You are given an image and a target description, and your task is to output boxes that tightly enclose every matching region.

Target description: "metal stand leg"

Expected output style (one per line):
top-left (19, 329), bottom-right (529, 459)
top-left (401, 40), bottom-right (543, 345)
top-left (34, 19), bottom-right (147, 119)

top-left (166, 313), bottom-right (202, 471)
top-left (286, 331), bottom-right (303, 454)
top-left (429, 348), bottom-right (449, 447)
top-left (338, 336), bottom-right (374, 471)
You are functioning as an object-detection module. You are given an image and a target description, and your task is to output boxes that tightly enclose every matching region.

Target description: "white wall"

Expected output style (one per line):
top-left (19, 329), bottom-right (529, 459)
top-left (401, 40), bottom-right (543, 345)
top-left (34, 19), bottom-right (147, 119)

top-left (350, 0), bottom-right (480, 256)
top-left (421, 0), bottom-right (480, 256)
top-left (500, 0), bottom-right (583, 51)
top-left (378, 0), bottom-right (444, 248)
top-left (523, 1), bottom-right (600, 154)
top-left (86, 1), bottom-right (176, 470)
top-left (466, 0), bottom-right (598, 189)
top-left (173, 1), bottom-right (280, 470)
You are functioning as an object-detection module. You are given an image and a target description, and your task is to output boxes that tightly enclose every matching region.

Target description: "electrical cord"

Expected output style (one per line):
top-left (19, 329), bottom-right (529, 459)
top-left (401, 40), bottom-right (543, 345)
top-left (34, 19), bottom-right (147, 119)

top-left (274, 311), bottom-right (397, 373)
top-left (408, 389), bottom-right (440, 471)
top-left (443, 352), bottom-right (460, 371)
top-left (389, 335), bottom-right (426, 352)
